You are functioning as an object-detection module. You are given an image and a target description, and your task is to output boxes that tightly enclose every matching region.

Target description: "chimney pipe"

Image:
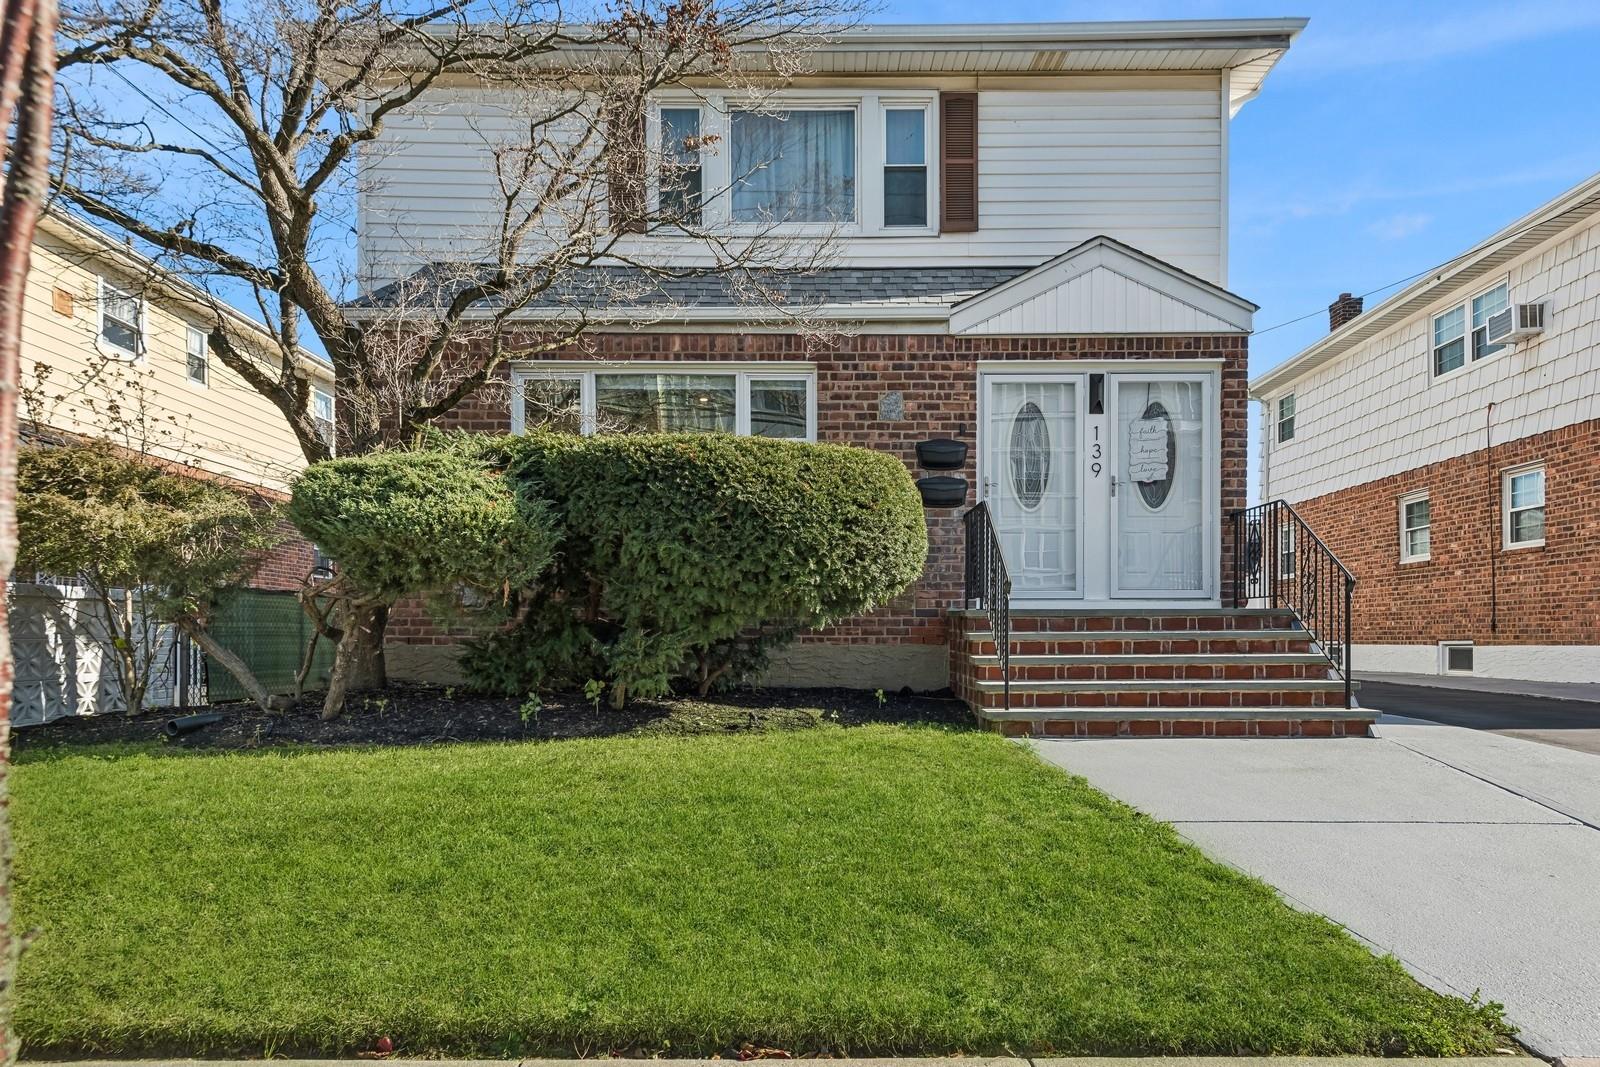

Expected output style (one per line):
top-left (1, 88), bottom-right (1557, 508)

top-left (1328, 292), bottom-right (1363, 332)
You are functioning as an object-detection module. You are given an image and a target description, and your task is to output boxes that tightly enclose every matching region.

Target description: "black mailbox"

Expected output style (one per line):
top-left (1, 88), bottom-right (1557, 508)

top-left (916, 475), bottom-right (968, 508)
top-left (916, 438), bottom-right (968, 470)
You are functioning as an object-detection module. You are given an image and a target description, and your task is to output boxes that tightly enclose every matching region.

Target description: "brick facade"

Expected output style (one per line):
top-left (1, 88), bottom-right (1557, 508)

top-left (392, 330), bottom-right (1249, 666)
top-left (1290, 416), bottom-right (1600, 648)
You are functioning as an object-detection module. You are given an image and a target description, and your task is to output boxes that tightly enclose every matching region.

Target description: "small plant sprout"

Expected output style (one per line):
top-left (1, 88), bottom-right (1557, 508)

top-left (443, 686), bottom-right (456, 701)
top-left (519, 693), bottom-right (542, 725)
top-left (583, 679), bottom-right (605, 712)
top-left (874, 688), bottom-right (887, 709)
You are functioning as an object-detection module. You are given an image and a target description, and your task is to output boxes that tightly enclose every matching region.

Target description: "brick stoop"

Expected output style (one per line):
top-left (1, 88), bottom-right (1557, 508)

top-left (949, 607), bottom-right (1367, 738)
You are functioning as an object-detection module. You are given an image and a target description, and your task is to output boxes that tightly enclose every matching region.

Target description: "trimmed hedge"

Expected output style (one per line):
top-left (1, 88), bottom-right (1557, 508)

top-left (462, 431), bottom-right (928, 703)
top-left (287, 450), bottom-right (557, 602)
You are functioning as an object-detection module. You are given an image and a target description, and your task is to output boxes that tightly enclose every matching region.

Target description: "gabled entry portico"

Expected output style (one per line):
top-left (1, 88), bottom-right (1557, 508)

top-left (954, 236), bottom-right (1253, 607)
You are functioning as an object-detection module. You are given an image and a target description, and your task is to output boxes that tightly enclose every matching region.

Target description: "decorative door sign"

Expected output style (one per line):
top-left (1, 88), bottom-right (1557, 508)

top-left (1127, 416), bottom-right (1170, 483)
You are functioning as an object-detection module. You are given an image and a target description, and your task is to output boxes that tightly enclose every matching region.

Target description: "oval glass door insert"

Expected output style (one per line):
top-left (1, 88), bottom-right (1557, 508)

top-left (1132, 400), bottom-right (1177, 509)
top-left (1009, 401), bottom-right (1050, 510)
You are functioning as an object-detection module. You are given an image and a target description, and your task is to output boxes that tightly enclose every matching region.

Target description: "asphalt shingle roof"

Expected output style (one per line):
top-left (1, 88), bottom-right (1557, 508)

top-left (351, 263), bottom-right (1033, 314)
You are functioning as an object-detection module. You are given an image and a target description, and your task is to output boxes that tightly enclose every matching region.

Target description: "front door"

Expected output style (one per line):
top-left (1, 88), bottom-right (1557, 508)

top-left (1107, 373), bottom-right (1212, 599)
top-left (981, 369), bottom-right (1215, 603)
top-left (982, 377), bottom-right (1081, 599)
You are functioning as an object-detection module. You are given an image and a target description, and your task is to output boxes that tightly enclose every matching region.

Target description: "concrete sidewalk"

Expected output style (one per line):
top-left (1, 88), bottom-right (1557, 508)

top-left (1029, 729), bottom-right (1600, 1059)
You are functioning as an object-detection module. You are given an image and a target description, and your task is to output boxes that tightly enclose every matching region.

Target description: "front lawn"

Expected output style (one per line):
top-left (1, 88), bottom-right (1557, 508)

top-left (14, 726), bottom-right (1509, 1057)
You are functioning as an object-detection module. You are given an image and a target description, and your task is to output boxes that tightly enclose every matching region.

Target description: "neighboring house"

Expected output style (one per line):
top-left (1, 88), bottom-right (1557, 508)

top-left (12, 209), bottom-right (338, 723)
top-left (363, 18), bottom-right (1367, 736)
top-left (22, 209), bottom-right (335, 503)
top-left (1253, 172), bottom-right (1600, 683)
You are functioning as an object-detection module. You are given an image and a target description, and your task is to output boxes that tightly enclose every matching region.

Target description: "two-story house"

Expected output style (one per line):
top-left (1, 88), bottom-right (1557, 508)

top-left (359, 18), bottom-right (1371, 738)
top-left (1254, 172), bottom-right (1600, 684)
top-left (13, 209), bottom-right (338, 723)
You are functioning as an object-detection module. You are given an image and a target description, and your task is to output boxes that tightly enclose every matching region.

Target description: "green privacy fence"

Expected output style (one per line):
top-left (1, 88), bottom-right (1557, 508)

top-left (206, 590), bottom-right (335, 702)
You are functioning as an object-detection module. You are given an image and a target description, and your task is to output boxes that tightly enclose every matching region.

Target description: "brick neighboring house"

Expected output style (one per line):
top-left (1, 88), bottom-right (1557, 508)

top-left (1254, 172), bottom-right (1600, 684)
top-left (358, 18), bottom-right (1368, 735)
top-left (18, 208), bottom-right (336, 590)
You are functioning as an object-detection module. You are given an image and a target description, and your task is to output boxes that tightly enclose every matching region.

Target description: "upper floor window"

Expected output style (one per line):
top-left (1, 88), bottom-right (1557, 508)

top-left (185, 326), bottom-right (209, 386)
top-left (1503, 464), bottom-right (1544, 548)
top-left (651, 93), bottom-right (938, 236)
top-left (99, 279), bottom-right (143, 357)
top-left (512, 365), bottom-right (815, 440)
top-left (883, 107), bottom-right (928, 227)
top-left (1433, 280), bottom-right (1509, 377)
top-left (730, 108), bottom-right (856, 224)
top-left (1276, 393), bottom-right (1295, 442)
top-left (1399, 490), bottom-right (1430, 563)
top-left (312, 386), bottom-right (335, 451)
top-left (658, 106), bottom-right (703, 225)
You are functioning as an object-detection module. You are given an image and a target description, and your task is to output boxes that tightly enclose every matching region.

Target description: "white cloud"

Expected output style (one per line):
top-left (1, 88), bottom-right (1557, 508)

top-left (1287, 0), bottom-right (1600, 74)
top-left (1367, 211), bottom-right (1432, 240)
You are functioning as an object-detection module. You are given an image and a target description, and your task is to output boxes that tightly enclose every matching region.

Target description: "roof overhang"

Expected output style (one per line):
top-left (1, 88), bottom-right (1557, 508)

top-left (391, 18), bottom-right (1305, 111)
top-left (949, 234), bottom-right (1257, 336)
top-left (1251, 169), bottom-right (1600, 398)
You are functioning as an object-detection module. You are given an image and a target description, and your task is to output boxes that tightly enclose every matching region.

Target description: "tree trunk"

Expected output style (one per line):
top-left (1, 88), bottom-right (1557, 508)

top-left (175, 617), bottom-right (276, 713)
top-left (321, 600), bottom-right (386, 720)
top-left (0, 0), bottom-right (58, 1059)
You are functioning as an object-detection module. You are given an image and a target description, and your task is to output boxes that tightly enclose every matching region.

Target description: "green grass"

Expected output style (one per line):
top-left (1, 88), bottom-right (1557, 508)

top-left (14, 727), bottom-right (1509, 1057)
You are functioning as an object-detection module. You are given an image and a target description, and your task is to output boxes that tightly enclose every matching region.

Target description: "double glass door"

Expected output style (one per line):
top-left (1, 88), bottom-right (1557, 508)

top-left (982, 371), bottom-right (1213, 602)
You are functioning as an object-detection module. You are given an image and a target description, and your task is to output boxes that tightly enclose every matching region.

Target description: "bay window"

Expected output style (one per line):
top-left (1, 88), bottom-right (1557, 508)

top-left (513, 365), bottom-right (815, 440)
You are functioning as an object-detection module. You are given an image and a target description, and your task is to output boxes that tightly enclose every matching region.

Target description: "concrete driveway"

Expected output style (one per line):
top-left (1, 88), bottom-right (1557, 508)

top-left (1029, 724), bottom-right (1600, 1059)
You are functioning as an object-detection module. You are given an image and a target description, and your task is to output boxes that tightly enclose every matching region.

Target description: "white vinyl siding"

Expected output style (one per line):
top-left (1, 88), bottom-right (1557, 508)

top-left (1503, 464), bottom-right (1545, 548)
top-left (1259, 214), bottom-right (1600, 504)
top-left (357, 81), bottom-right (1227, 288)
top-left (1399, 491), bottom-right (1429, 563)
top-left (21, 228), bottom-right (332, 492)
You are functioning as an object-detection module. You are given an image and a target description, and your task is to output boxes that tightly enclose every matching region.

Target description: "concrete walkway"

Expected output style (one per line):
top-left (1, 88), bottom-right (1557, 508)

top-left (1360, 671), bottom-right (1600, 704)
top-left (1029, 728), bottom-right (1600, 1059)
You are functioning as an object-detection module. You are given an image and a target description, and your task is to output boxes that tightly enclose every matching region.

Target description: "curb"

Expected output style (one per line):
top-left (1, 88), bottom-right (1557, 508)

top-left (24, 1058), bottom-right (1544, 1067)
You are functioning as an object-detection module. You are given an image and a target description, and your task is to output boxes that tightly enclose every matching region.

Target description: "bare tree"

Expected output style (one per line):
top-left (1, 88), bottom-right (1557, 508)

top-left (50, 0), bottom-right (866, 714)
top-left (1, 0), bottom-right (59, 1056)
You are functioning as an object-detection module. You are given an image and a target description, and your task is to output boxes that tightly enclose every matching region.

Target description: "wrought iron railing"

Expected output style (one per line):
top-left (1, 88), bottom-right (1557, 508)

top-left (963, 501), bottom-right (1013, 711)
top-left (1231, 499), bottom-right (1356, 707)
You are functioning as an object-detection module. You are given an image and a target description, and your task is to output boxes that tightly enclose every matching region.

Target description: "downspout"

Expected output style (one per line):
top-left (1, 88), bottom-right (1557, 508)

top-left (1486, 402), bottom-right (1498, 634)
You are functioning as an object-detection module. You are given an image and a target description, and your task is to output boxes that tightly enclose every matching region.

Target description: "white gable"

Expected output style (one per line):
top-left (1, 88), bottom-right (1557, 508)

top-left (949, 236), bottom-right (1255, 336)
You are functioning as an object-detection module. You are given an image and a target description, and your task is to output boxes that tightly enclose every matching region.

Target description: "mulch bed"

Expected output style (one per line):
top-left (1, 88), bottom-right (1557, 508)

top-left (16, 684), bottom-right (973, 752)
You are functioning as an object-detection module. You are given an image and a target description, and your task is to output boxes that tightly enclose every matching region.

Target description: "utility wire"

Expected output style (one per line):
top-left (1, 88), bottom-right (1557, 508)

top-left (1251, 197), bottom-right (1598, 337)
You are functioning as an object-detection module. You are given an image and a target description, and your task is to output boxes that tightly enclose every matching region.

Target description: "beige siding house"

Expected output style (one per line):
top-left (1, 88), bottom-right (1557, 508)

top-left (22, 210), bottom-right (333, 494)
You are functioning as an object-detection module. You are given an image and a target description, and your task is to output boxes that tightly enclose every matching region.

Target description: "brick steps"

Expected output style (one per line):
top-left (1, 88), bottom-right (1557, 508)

top-left (949, 605), bottom-right (1356, 734)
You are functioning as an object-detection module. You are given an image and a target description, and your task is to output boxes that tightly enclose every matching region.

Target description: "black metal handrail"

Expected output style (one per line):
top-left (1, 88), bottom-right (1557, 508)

top-left (1231, 499), bottom-right (1357, 707)
top-left (963, 501), bottom-right (1012, 711)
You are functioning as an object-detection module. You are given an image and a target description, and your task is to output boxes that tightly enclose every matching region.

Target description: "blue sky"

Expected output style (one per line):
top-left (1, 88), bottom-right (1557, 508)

top-left (873, 0), bottom-right (1600, 381)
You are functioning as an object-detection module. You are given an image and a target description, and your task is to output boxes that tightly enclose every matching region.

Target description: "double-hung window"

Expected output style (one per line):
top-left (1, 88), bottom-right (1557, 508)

top-left (99, 278), bottom-right (143, 357)
top-left (1399, 490), bottom-right (1430, 563)
top-left (882, 107), bottom-right (928, 227)
top-left (1503, 464), bottom-right (1545, 548)
top-left (1276, 393), bottom-right (1296, 442)
top-left (1433, 280), bottom-right (1509, 377)
top-left (185, 326), bottom-right (209, 385)
top-left (512, 365), bottom-right (815, 440)
top-left (658, 106), bottom-right (703, 225)
top-left (731, 108), bottom-right (856, 224)
top-left (312, 387), bottom-right (335, 451)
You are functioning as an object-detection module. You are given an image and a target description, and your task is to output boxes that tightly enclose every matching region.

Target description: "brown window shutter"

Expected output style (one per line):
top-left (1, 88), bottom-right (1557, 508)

top-left (607, 104), bottom-right (647, 234)
top-left (940, 91), bottom-right (978, 233)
